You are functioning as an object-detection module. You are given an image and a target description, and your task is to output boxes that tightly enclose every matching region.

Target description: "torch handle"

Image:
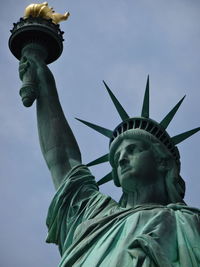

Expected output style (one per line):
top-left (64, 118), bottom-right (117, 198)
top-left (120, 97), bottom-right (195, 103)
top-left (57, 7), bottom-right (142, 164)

top-left (19, 67), bottom-right (38, 107)
top-left (19, 43), bottom-right (47, 107)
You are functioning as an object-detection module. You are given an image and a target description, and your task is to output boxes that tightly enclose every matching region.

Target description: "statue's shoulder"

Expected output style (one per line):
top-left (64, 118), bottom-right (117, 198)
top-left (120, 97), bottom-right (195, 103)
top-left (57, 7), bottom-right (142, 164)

top-left (167, 203), bottom-right (200, 216)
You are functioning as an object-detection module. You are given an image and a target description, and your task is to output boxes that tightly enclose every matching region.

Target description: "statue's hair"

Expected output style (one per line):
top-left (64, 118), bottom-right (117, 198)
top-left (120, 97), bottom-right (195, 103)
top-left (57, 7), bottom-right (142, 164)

top-left (109, 129), bottom-right (185, 203)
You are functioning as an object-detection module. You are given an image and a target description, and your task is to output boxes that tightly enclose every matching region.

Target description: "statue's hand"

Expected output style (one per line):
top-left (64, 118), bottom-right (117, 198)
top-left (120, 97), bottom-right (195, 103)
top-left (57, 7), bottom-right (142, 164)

top-left (19, 56), bottom-right (57, 106)
top-left (18, 56), bottom-right (39, 107)
top-left (19, 56), bottom-right (30, 81)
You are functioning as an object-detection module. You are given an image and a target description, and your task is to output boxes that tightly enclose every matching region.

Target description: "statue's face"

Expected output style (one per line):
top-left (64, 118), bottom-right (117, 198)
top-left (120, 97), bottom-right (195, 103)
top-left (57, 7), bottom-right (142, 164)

top-left (114, 138), bottom-right (158, 191)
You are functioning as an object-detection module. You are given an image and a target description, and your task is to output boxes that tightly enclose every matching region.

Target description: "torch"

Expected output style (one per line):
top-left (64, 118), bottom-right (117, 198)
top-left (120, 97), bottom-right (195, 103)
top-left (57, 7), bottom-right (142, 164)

top-left (9, 2), bottom-right (69, 107)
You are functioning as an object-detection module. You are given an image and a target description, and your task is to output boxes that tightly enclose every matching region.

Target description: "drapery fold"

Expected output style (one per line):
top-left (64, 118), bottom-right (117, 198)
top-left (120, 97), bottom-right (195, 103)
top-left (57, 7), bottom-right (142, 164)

top-left (46, 165), bottom-right (200, 266)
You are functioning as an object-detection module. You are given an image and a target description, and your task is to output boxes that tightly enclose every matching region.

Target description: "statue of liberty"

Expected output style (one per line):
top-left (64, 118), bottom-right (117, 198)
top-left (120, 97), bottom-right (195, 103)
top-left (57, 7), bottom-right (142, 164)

top-left (18, 56), bottom-right (200, 267)
top-left (14, 3), bottom-right (200, 267)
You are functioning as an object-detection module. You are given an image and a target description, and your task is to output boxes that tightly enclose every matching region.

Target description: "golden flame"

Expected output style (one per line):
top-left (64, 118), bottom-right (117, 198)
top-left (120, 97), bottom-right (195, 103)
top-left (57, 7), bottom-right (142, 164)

top-left (24, 2), bottom-right (70, 24)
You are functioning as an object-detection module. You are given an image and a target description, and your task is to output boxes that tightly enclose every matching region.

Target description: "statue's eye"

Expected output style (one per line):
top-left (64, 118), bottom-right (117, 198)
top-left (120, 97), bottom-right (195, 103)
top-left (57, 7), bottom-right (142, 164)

top-left (127, 144), bottom-right (136, 153)
top-left (127, 144), bottom-right (145, 154)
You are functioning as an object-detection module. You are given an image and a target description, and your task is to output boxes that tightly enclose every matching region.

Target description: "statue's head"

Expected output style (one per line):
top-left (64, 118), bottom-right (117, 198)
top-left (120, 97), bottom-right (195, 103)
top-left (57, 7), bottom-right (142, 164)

top-left (77, 77), bottom-right (199, 203)
top-left (109, 129), bottom-right (185, 203)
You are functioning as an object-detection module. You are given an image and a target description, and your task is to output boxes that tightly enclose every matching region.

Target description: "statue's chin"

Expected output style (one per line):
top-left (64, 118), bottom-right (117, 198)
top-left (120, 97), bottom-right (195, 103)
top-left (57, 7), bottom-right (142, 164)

top-left (119, 170), bottom-right (142, 191)
top-left (120, 169), bottom-right (157, 192)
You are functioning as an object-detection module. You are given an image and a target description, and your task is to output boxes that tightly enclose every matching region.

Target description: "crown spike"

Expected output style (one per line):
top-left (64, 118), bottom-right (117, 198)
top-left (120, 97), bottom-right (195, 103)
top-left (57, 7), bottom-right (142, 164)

top-left (103, 81), bottom-right (129, 121)
top-left (75, 118), bottom-right (113, 138)
top-left (141, 75), bottom-right (150, 118)
top-left (87, 154), bottom-right (109, 167)
top-left (97, 172), bottom-right (112, 185)
top-left (172, 127), bottom-right (200, 145)
top-left (160, 96), bottom-right (186, 129)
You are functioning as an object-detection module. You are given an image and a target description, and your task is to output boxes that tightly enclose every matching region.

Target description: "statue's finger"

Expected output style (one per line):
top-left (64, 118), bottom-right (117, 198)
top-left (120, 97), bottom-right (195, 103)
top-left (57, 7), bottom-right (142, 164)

top-left (19, 63), bottom-right (30, 80)
top-left (19, 61), bottom-right (29, 69)
top-left (19, 61), bottom-right (30, 74)
top-left (20, 57), bottom-right (31, 68)
top-left (19, 66), bottom-right (28, 74)
top-left (20, 56), bottom-right (27, 64)
top-left (20, 57), bottom-right (29, 66)
top-left (19, 69), bottom-right (26, 80)
top-left (19, 67), bottom-right (26, 80)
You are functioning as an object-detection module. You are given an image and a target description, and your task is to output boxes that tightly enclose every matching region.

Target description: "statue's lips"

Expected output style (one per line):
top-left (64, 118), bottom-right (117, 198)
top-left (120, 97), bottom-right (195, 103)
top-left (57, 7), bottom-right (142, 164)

top-left (121, 166), bottom-right (132, 175)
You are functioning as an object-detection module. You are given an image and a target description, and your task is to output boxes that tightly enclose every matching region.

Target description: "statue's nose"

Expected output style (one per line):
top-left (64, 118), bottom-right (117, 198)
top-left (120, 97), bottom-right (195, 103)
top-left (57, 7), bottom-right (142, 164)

top-left (119, 158), bottom-right (129, 167)
top-left (118, 152), bottom-right (129, 167)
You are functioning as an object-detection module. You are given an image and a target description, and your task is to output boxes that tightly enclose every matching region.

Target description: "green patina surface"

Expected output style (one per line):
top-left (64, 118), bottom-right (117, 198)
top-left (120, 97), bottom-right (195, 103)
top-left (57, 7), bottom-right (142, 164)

top-left (18, 45), bottom-right (200, 267)
top-left (46, 164), bottom-right (200, 267)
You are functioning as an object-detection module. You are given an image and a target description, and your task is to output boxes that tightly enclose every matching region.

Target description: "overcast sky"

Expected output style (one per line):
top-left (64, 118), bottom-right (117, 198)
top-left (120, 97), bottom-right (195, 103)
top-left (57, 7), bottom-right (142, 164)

top-left (1, 0), bottom-right (200, 266)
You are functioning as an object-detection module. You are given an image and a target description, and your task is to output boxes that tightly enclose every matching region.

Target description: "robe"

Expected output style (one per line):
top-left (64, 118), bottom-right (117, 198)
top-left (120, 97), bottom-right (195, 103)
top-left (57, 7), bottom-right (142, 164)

top-left (46, 165), bottom-right (200, 267)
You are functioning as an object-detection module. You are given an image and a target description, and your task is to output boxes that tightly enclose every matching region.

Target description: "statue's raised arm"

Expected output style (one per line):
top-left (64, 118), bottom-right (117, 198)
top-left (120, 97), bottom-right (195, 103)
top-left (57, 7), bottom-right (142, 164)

top-left (19, 53), bottom-right (81, 189)
top-left (9, 2), bottom-right (80, 189)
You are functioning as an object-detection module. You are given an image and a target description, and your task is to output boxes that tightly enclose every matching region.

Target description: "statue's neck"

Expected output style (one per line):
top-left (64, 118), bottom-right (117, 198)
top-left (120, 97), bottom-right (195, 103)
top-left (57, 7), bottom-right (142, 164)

top-left (122, 177), bottom-right (169, 208)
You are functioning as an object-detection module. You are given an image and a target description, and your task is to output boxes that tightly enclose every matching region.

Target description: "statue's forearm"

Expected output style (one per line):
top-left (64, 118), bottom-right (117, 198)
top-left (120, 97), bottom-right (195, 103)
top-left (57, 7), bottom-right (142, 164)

top-left (18, 52), bottom-right (81, 188)
top-left (37, 92), bottom-right (81, 189)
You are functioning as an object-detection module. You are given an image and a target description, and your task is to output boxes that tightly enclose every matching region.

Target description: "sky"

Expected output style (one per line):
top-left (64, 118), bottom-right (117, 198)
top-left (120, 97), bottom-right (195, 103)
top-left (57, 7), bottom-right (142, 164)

top-left (1, 0), bottom-right (200, 266)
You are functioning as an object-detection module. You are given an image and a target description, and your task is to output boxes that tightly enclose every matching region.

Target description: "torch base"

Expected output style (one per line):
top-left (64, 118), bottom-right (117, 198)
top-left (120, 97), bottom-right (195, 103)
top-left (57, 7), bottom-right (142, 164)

top-left (9, 17), bottom-right (64, 64)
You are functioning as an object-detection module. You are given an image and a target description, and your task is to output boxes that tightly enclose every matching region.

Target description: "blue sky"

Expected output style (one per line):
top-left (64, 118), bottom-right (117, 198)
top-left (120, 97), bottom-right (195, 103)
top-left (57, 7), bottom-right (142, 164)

top-left (1, 0), bottom-right (200, 266)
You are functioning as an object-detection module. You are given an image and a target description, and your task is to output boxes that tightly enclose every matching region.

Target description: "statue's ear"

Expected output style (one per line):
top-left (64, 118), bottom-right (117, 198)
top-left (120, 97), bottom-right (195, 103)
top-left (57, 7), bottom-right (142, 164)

top-left (157, 157), bottom-right (172, 173)
top-left (164, 169), bottom-right (185, 203)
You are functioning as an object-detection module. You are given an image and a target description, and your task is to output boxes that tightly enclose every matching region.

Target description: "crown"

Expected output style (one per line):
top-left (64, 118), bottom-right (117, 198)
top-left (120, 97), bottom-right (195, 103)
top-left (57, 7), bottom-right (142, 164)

top-left (76, 76), bottom-right (200, 185)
